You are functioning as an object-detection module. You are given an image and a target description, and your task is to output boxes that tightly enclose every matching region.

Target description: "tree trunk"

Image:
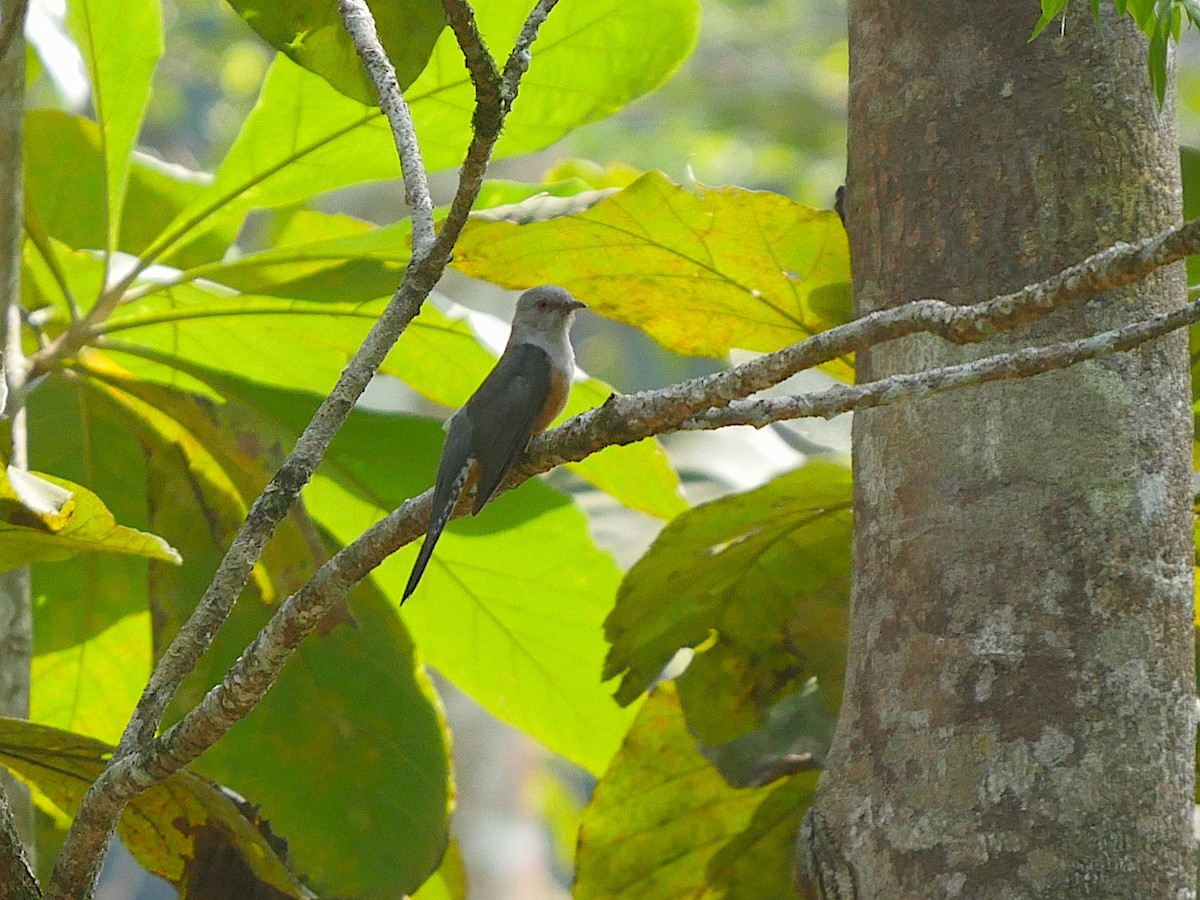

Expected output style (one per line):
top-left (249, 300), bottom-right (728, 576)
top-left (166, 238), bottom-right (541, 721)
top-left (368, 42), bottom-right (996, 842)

top-left (0, 0), bottom-right (35, 869)
top-left (798, 3), bottom-right (1195, 897)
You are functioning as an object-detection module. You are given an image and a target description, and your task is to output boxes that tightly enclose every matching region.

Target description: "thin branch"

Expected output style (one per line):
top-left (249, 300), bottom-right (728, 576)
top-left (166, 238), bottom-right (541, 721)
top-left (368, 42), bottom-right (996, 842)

top-left (442, 0), bottom-right (500, 94)
top-left (500, 0), bottom-right (558, 103)
top-left (340, 0), bottom-right (435, 255)
top-left (46, 2), bottom-right (562, 897)
top-left (59, 246), bottom-right (1200, 817)
top-left (431, 0), bottom-right (560, 263)
top-left (683, 297), bottom-right (1200, 429)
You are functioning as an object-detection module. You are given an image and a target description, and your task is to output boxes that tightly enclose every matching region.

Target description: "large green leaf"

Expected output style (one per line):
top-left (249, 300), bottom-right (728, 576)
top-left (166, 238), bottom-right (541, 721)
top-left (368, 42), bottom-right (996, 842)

top-left (224, 0), bottom-right (444, 104)
top-left (453, 171), bottom-right (853, 370)
top-left (0, 717), bottom-right (310, 897)
top-left (408, 0), bottom-right (700, 172)
top-left (69, 367), bottom-right (454, 898)
top-left (140, 0), bottom-right (698, 266)
top-left (574, 685), bottom-right (815, 900)
top-left (23, 111), bottom-right (233, 270)
top-left (26, 381), bottom-right (160, 744)
top-left (65, 0), bottom-right (163, 259)
top-left (603, 462), bottom-right (852, 747)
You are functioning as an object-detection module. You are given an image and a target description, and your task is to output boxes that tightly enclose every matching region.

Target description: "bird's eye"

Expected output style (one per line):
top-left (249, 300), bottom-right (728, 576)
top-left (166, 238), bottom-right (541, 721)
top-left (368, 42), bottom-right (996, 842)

top-left (536, 300), bottom-right (548, 311)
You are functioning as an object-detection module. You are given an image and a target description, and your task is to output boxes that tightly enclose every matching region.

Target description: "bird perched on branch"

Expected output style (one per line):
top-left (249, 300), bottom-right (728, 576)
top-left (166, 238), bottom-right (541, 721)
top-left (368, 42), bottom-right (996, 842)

top-left (402, 285), bottom-right (586, 601)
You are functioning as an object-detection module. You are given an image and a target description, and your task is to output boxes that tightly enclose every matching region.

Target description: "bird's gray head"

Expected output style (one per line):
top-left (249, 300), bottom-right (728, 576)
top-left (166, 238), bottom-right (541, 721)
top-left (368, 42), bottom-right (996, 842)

top-left (510, 285), bottom-right (586, 340)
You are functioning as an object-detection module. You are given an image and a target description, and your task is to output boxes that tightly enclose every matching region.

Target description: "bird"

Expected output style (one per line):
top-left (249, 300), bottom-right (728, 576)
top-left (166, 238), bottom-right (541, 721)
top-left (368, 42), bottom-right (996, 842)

top-left (402, 285), bottom-right (586, 601)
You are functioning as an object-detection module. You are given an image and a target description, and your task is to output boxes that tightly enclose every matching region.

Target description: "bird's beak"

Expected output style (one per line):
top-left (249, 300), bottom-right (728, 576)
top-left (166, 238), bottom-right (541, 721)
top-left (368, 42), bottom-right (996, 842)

top-left (566, 299), bottom-right (587, 311)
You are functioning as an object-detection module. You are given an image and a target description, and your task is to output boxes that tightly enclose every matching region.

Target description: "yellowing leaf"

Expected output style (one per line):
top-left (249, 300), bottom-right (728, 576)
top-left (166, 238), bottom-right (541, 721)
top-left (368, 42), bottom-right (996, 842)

top-left (454, 171), bottom-right (853, 375)
top-left (0, 465), bottom-right (179, 572)
top-left (0, 717), bottom-right (311, 897)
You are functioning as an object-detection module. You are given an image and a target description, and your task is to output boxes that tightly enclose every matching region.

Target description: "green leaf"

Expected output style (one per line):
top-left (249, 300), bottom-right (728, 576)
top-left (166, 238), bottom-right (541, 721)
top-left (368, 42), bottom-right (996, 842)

top-left (224, 0), bottom-right (444, 104)
top-left (65, 0), bottom-right (163, 258)
top-left (0, 465), bottom-right (179, 572)
top-left (603, 462), bottom-right (852, 747)
top-left (560, 379), bottom-right (687, 520)
top-left (411, 841), bottom-right (467, 900)
top-left (192, 209), bottom-right (412, 303)
top-left (24, 111), bottom-right (235, 272)
top-left (69, 368), bottom-right (454, 897)
top-left (574, 685), bottom-right (816, 900)
top-left (98, 285), bottom-right (385, 396)
top-left (0, 717), bottom-right (310, 897)
top-left (408, 0), bottom-right (700, 168)
top-left (27, 381), bottom-right (159, 743)
top-left (1030, 0), bottom-right (1070, 38)
top-left (138, 0), bottom-right (699, 266)
top-left (1148, 26), bottom-right (1169, 106)
top-left (453, 172), bottom-right (853, 373)
top-left (143, 55), bottom-right (401, 267)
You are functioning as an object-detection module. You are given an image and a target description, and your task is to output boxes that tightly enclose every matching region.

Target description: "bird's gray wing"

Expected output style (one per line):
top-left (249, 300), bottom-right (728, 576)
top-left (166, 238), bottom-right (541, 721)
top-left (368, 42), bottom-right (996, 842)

top-left (462, 342), bottom-right (553, 513)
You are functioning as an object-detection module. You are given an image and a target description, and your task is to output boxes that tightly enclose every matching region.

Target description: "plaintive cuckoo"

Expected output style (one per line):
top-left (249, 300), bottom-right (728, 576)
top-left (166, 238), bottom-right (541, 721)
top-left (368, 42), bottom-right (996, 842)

top-left (402, 285), bottom-right (586, 601)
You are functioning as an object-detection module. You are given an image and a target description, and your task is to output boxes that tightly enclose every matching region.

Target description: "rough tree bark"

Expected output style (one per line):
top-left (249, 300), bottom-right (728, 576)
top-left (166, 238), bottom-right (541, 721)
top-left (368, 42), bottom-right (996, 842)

top-left (798, 3), bottom-right (1195, 897)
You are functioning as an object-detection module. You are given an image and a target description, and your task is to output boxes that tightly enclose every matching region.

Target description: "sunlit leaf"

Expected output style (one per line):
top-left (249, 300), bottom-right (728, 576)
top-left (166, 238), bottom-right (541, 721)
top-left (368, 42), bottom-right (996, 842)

top-left (408, 0), bottom-right (700, 173)
top-left (27, 382), bottom-right (159, 744)
top-left (575, 685), bottom-right (815, 900)
top-left (453, 172), bottom-right (853, 373)
top-left (0, 464), bottom-right (179, 573)
top-left (65, 0), bottom-right (163, 258)
top-left (139, 0), bottom-right (698, 266)
top-left (71, 368), bottom-right (455, 898)
top-left (604, 462), bottom-right (852, 747)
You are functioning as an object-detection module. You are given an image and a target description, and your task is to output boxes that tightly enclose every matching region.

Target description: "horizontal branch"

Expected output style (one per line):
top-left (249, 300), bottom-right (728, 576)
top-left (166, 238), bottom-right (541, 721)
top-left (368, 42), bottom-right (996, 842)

top-left (92, 215), bottom-right (1200, 799)
top-left (683, 295), bottom-right (1200, 429)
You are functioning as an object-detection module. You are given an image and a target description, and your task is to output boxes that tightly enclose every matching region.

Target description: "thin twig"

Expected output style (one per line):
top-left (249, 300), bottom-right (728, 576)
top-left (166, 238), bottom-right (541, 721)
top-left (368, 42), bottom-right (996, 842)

top-left (682, 297), bottom-right (1200, 429)
top-left (62, 252), bottom-right (1200, 812)
top-left (340, 0), bottom-right (435, 254)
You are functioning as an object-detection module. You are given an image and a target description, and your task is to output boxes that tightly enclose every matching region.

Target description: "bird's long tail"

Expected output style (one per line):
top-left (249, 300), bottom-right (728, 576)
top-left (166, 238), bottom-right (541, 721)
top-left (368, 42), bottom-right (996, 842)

top-left (402, 457), bottom-right (472, 603)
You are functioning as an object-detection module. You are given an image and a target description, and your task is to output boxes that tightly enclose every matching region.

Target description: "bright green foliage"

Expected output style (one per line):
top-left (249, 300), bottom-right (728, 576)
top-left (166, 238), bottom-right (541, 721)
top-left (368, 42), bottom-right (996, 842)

top-left (453, 171), bottom-right (853, 375)
top-left (224, 0), bottom-right (445, 104)
top-left (603, 463), bottom-right (851, 758)
top-left (4, 0), bottom-right (860, 893)
top-left (1033, 0), bottom-right (1200, 103)
top-left (574, 685), bottom-right (817, 900)
top-left (407, 0), bottom-right (701, 173)
top-left (0, 717), bottom-right (310, 896)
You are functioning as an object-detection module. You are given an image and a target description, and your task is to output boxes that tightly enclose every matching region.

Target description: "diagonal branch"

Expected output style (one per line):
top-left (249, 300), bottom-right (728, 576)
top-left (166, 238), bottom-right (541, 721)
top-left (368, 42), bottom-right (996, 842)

top-left (45, 2), bottom-right (566, 898)
top-left (60, 216), bottom-right (1200, 811)
top-left (340, 0), bottom-right (435, 254)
